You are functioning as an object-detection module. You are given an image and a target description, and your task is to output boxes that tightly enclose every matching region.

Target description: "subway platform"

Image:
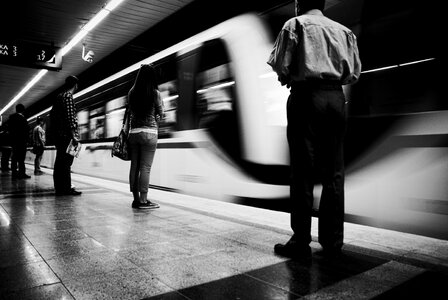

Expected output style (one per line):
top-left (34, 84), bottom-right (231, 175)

top-left (1, 166), bottom-right (448, 300)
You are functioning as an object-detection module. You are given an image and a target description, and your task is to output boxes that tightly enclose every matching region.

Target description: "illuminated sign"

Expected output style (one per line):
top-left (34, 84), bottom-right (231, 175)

top-left (0, 40), bottom-right (62, 71)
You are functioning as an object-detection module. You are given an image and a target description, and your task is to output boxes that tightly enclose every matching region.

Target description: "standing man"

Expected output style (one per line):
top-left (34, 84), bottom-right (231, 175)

top-left (32, 116), bottom-right (46, 175)
top-left (0, 126), bottom-right (12, 172)
top-left (8, 104), bottom-right (30, 179)
top-left (268, 0), bottom-right (361, 259)
top-left (50, 75), bottom-right (82, 195)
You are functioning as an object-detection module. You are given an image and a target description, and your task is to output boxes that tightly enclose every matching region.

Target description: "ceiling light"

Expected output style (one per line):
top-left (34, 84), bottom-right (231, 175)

top-left (0, 69), bottom-right (48, 115)
top-left (0, 0), bottom-right (126, 116)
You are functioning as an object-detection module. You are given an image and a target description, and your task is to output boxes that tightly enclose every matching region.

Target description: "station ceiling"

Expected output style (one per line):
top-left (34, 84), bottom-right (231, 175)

top-left (0, 0), bottom-right (359, 123)
top-left (0, 0), bottom-right (194, 121)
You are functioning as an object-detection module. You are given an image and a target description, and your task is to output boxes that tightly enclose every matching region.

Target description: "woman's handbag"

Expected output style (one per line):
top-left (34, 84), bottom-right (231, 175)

top-left (111, 107), bottom-right (131, 161)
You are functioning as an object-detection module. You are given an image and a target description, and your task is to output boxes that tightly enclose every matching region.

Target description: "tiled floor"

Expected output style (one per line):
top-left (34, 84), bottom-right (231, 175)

top-left (1, 168), bottom-right (447, 299)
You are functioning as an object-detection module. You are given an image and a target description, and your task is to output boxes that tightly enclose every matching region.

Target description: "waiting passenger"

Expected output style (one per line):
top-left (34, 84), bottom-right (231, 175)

top-left (268, 0), bottom-right (361, 260)
top-left (8, 104), bottom-right (30, 179)
top-left (50, 75), bottom-right (82, 196)
top-left (32, 116), bottom-right (46, 175)
top-left (0, 126), bottom-right (12, 172)
top-left (127, 64), bottom-right (164, 209)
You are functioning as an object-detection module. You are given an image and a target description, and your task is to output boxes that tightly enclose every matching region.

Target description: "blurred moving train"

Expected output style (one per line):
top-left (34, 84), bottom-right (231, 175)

top-left (23, 1), bottom-right (446, 239)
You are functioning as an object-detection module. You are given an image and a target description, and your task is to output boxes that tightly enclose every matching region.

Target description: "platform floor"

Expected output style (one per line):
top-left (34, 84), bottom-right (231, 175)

top-left (1, 167), bottom-right (448, 299)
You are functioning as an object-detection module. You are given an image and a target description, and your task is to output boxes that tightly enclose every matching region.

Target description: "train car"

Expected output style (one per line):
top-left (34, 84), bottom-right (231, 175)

top-left (26, 0), bottom-right (446, 240)
top-left (27, 13), bottom-right (291, 202)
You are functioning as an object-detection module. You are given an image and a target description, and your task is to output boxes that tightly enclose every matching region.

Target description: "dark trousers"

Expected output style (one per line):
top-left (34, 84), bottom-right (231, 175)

top-left (1, 147), bottom-right (11, 170)
top-left (287, 82), bottom-right (346, 250)
top-left (54, 137), bottom-right (74, 193)
top-left (11, 144), bottom-right (27, 175)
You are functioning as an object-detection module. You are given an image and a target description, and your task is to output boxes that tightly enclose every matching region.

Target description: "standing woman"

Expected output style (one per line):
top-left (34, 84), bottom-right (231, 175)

top-left (128, 64), bottom-right (164, 209)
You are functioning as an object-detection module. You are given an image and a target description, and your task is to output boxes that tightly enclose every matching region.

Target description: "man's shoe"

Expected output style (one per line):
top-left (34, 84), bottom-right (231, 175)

top-left (146, 201), bottom-right (160, 209)
top-left (274, 243), bottom-right (311, 261)
top-left (17, 173), bottom-right (31, 179)
top-left (134, 201), bottom-right (160, 209)
top-left (56, 189), bottom-right (82, 196)
top-left (34, 170), bottom-right (44, 175)
top-left (67, 188), bottom-right (82, 196)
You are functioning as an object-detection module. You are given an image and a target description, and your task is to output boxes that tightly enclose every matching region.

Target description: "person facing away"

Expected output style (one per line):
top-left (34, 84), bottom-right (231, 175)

top-left (8, 104), bottom-right (30, 179)
top-left (50, 75), bottom-right (82, 196)
top-left (267, 0), bottom-right (361, 260)
top-left (0, 125), bottom-right (12, 172)
top-left (33, 116), bottom-right (46, 175)
top-left (128, 64), bottom-right (164, 209)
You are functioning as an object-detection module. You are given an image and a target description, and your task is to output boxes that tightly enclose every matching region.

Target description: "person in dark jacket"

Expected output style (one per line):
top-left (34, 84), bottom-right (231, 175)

top-left (268, 0), bottom-right (361, 260)
top-left (8, 104), bottom-right (30, 179)
top-left (50, 75), bottom-right (82, 196)
top-left (0, 126), bottom-right (12, 172)
top-left (128, 64), bottom-right (164, 209)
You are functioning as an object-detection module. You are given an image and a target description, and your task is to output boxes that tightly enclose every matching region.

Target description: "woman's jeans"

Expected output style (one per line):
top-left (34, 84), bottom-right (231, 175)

top-left (128, 132), bottom-right (158, 193)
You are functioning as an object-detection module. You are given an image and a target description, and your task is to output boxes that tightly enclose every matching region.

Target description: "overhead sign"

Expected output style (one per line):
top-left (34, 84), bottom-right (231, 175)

top-left (0, 40), bottom-right (62, 71)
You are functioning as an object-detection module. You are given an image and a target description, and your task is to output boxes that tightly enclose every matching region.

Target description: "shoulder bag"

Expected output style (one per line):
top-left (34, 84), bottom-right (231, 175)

top-left (111, 106), bottom-right (131, 161)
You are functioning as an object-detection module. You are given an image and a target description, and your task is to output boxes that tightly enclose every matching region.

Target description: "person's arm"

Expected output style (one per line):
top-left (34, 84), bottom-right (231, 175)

top-left (39, 127), bottom-right (46, 146)
top-left (267, 27), bottom-right (297, 87)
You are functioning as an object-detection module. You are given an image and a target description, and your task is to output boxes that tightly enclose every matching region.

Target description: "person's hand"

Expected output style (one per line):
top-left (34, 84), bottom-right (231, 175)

top-left (156, 114), bottom-right (164, 122)
top-left (72, 136), bottom-right (79, 147)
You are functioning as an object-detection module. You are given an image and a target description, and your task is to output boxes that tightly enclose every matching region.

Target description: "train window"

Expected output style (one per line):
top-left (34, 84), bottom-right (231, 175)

top-left (88, 106), bottom-right (105, 140)
top-left (195, 39), bottom-right (241, 161)
top-left (105, 96), bottom-right (127, 138)
top-left (196, 64), bottom-right (234, 128)
top-left (155, 57), bottom-right (178, 137)
top-left (158, 80), bottom-right (178, 137)
top-left (77, 110), bottom-right (89, 140)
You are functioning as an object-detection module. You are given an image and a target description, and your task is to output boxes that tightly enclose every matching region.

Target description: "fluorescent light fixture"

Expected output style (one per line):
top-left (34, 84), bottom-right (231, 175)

top-left (399, 57), bottom-right (435, 67)
top-left (197, 81), bottom-right (235, 94)
top-left (162, 95), bottom-right (179, 102)
top-left (361, 65), bottom-right (396, 74)
top-left (1, 0), bottom-right (125, 116)
top-left (362, 58), bottom-right (435, 74)
top-left (61, 9), bottom-right (111, 56)
top-left (0, 69), bottom-right (48, 115)
top-left (27, 106), bottom-right (51, 122)
top-left (105, 0), bottom-right (125, 11)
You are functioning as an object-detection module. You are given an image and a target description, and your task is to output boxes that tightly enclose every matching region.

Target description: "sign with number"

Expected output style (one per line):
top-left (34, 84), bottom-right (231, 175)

top-left (0, 40), bottom-right (62, 71)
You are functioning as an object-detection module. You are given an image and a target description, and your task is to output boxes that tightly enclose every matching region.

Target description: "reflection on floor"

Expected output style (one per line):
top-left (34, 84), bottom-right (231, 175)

top-left (0, 168), bottom-right (447, 299)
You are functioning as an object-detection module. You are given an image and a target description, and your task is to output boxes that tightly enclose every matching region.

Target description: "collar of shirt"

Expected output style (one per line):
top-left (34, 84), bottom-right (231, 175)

top-left (301, 9), bottom-right (323, 17)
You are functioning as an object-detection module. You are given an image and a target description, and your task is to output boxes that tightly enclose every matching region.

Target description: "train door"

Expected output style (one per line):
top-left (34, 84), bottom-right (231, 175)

top-left (194, 39), bottom-right (241, 162)
top-left (156, 55), bottom-right (179, 136)
top-left (176, 46), bottom-right (201, 130)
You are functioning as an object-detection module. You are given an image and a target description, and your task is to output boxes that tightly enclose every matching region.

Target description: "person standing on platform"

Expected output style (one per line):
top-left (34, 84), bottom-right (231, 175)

top-left (50, 75), bottom-right (82, 196)
top-left (8, 104), bottom-right (30, 179)
top-left (267, 0), bottom-right (361, 260)
top-left (0, 126), bottom-right (12, 172)
top-left (32, 116), bottom-right (46, 175)
top-left (127, 64), bottom-right (164, 209)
